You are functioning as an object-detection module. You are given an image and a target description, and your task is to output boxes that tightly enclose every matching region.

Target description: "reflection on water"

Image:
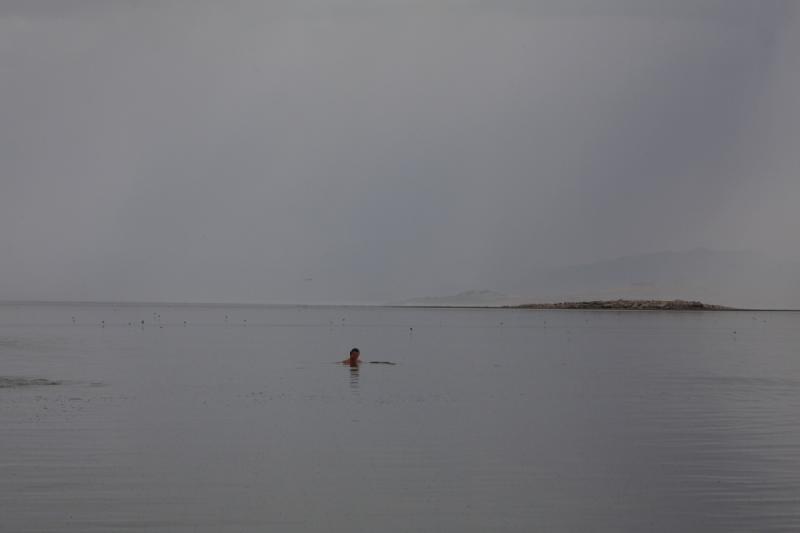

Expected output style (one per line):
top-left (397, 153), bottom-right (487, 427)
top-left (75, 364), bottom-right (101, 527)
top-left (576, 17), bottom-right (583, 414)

top-left (348, 364), bottom-right (360, 392)
top-left (1, 303), bottom-right (800, 532)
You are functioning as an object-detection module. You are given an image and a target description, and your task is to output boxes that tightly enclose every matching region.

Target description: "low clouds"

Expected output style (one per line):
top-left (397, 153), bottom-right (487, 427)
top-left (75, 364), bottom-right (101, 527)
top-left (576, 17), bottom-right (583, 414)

top-left (1, 1), bottom-right (797, 303)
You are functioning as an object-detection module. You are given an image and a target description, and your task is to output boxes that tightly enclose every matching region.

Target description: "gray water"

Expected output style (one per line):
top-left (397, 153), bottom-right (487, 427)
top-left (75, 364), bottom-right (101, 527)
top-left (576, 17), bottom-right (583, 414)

top-left (1, 302), bottom-right (799, 532)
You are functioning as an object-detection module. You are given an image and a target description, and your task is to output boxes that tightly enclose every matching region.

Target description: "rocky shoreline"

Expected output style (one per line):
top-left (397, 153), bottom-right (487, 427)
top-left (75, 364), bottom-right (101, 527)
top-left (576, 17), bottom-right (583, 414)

top-left (512, 299), bottom-right (733, 311)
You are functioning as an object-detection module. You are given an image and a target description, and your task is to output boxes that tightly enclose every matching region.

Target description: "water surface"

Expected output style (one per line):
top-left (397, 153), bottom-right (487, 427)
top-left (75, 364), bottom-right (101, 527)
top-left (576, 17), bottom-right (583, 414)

top-left (1, 303), bottom-right (799, 532)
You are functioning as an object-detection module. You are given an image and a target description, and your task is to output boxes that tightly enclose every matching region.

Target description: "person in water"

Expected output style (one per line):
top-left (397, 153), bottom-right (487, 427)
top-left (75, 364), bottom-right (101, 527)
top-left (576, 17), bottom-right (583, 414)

top-left (340, 348), bottom-right (396, 366)
top-left (342, 348), bottom-right (361, 366)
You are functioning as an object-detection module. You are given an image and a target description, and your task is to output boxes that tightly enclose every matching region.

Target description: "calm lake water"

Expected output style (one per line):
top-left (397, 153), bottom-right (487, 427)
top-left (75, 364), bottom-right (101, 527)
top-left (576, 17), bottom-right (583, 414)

top-left (1, 302), bottom-right (799, 532)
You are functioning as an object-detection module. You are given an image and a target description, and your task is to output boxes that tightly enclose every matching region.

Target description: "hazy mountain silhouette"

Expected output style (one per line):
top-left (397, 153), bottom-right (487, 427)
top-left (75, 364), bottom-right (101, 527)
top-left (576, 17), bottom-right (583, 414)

top-left (509, 249), bottom-right (800, 309)
top-left (397, 290), bottom-right (513, 307)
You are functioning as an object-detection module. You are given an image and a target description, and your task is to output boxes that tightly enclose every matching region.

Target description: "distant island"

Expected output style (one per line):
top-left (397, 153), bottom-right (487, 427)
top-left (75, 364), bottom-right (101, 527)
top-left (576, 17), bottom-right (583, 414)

top-left (512, 299), bottom-right (733, 311)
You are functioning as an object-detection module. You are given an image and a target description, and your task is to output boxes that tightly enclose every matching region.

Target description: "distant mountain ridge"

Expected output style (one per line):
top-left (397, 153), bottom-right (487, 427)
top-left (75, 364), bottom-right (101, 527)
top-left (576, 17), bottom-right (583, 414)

top-left (396, 290), bottom-right (513, 307)
top-left (509, 249), bottom-right (800, 309)
top-left (393, 250), bottom-right (800, 310)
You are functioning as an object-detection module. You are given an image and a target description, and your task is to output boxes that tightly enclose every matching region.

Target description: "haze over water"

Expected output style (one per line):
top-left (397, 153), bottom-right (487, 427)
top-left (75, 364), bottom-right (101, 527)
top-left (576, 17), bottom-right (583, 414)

top-left (2, 302), bottom-right (799, 532)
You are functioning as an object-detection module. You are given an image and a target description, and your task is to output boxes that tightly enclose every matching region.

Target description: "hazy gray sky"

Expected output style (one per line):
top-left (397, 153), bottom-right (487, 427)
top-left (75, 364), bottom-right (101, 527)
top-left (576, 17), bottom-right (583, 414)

top-left (1, 0), bottom-right (798, 303)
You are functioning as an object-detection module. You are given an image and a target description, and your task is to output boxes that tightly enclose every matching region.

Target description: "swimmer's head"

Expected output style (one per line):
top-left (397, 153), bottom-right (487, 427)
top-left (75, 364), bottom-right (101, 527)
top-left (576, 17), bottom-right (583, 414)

top-left (349, 348), bottom-right (360, 361)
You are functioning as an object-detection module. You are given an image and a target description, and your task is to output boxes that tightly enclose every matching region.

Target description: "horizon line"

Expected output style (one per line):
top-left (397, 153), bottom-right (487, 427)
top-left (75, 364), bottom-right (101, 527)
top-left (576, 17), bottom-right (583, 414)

top-left (0, 298), bottom-right (798, 312)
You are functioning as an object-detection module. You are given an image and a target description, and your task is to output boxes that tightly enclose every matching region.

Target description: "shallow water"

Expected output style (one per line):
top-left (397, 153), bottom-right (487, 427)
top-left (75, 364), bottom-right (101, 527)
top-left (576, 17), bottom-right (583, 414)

top-left (1, 302), bottom-right (799, 532)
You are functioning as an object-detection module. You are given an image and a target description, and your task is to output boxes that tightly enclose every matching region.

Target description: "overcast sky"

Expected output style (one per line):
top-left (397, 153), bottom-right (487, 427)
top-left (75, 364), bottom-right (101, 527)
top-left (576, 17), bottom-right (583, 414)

top-left (1, 0), bottom-right (798, 303)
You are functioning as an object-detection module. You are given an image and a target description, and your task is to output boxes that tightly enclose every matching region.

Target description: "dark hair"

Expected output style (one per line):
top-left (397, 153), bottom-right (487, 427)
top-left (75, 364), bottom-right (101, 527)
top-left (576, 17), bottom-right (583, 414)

top-left (350, 348), bottom-right (360, 354)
